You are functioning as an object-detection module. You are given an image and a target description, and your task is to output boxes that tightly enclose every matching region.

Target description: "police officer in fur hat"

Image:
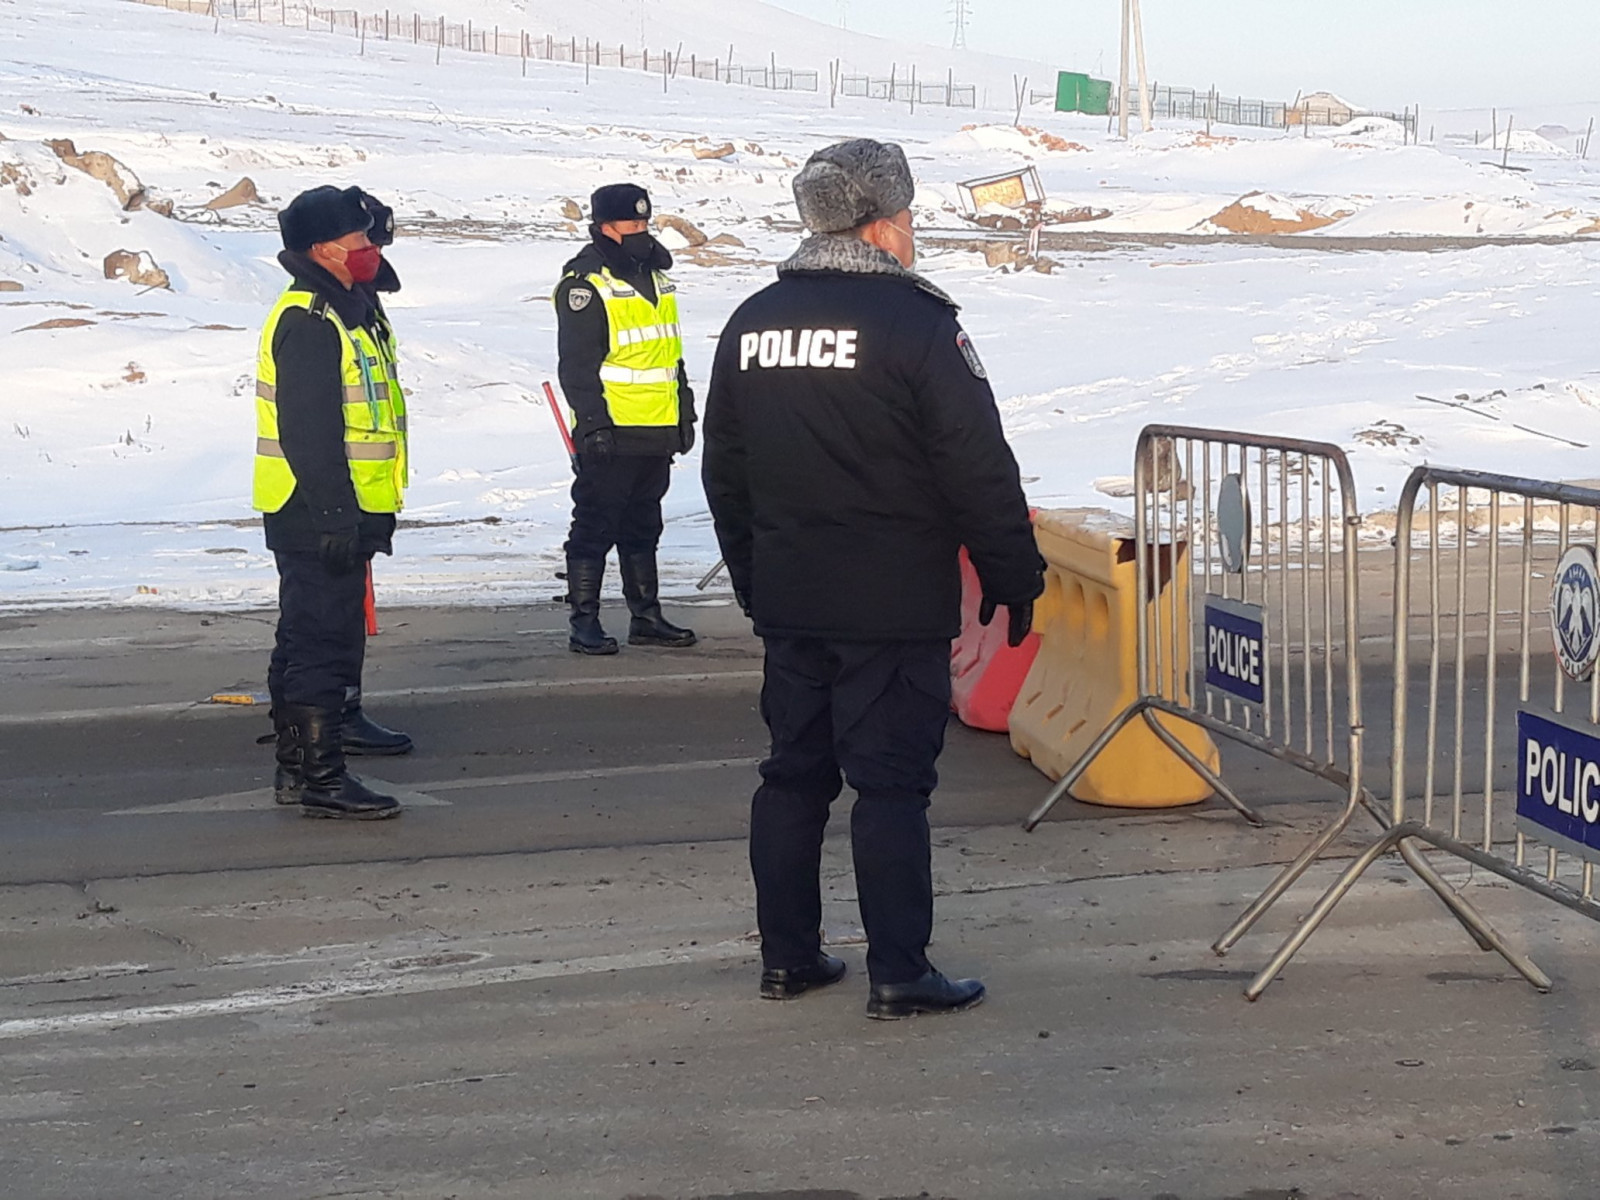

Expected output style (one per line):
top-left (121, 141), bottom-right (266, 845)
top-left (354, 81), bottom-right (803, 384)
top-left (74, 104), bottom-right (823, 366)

top-left (253, 184), bottom-right (413, 820)
top-left (553, 183), bottom-right (698, 655)
top-left (703, 140), bottom-right (1044, 1018)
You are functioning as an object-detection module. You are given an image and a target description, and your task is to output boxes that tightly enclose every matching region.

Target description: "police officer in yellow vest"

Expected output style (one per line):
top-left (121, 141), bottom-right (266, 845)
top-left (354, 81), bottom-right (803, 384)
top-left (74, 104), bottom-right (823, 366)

top-left (254, 185), bottom-right (409, 820)
top-left (555, 184), bottom-right (698, 655)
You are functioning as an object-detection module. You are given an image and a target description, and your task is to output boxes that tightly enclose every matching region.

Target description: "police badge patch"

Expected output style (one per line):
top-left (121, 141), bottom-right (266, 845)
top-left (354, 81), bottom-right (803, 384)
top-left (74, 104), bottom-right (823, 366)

top-left (568, 286), bottom-right (594, 312)
top-left (956, 329), bottom-right (987, 379)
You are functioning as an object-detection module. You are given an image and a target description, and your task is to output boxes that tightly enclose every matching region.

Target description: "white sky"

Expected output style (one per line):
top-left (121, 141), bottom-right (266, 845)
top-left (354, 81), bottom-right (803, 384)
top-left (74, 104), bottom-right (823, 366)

top-left (764, 1), bottom-right (1600, 111)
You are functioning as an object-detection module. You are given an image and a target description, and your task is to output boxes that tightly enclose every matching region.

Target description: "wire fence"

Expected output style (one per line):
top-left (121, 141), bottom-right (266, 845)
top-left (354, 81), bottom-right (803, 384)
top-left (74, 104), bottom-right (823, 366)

top-left (136, 0), bottom-right (820, 91)
top-left (1111, 84), bottom-right (1419, 137)
top-left (839, 74), bottom-right (977, 110)
top-left (134, 0), bottom-right (980, 98)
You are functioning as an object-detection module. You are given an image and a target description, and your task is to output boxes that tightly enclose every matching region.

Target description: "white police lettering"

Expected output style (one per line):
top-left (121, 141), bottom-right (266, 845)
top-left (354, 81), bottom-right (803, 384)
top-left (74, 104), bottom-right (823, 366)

top-left (737, 329), bottom-right (860, 371)
top-left (1524, 737), bottom-right (1600, 824)
top-left (1207, 625), bottom-right (1262, 688)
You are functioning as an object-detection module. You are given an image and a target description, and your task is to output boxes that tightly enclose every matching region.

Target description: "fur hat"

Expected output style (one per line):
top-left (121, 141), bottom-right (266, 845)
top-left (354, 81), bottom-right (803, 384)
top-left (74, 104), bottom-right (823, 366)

top-left (357, 190), bottom-right (395, 247)
top-left (591, 183), bottom-right (652, 225)
top-left (792, 139), bottom-right (915, 234)
top-left (278, 185), bottom-right (372, 252)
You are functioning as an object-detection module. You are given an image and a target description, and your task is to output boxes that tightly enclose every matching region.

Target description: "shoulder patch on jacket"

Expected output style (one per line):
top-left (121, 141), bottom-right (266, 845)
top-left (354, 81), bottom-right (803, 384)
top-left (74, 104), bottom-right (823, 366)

top-left (567, 286), bottom-right (594, 312)
top-left (955, 329), bottom-right (987, 380)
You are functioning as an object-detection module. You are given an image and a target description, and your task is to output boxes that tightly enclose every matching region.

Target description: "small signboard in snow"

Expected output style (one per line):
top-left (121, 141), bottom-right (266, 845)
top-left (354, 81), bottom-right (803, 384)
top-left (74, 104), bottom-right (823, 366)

top-left (957, 167), bottom-right (1045, 216)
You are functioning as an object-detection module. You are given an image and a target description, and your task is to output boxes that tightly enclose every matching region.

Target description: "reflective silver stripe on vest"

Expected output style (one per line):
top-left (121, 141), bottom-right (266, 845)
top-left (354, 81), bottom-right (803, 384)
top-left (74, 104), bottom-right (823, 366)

top-left (257, 381), bottom-right (372, 405)
top-left (598, 365), bottom-right (677, 385)
top-left (256, 437), bottom-right (396, 461)
top-left (615, 323), bottom-right (682, 347)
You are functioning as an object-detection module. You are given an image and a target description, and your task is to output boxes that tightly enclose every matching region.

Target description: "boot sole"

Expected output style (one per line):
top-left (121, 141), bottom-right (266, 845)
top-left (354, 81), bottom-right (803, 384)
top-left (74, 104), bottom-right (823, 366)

top-left (274, 791), bottom-right (303, 806)
top-left (865, 989), bottom-right (986, 1021)
top-left (343, 742), bottom-right (415, 757)
top-left (628, 636), bottom-right (698, 648)
top-left (300, 804), bottom-right (402, 820)
top-left (569, 643), bottom-right (620, 656)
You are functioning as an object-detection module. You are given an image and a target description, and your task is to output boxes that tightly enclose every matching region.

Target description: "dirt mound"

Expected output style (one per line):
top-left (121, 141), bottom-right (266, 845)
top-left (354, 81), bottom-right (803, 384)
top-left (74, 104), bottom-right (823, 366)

top-left (204, 177), bottom-right (259, 210)
top-left (46, 138), bottom-right (145, 210)
top-left (656, 213), bottom-right (708, 247)
top-left (103, 250), bottom-right (170, 290)
top-left (1205, 192), bottom-right (1351, 235)
top-left (961, 124), bottom-right (1088, 154)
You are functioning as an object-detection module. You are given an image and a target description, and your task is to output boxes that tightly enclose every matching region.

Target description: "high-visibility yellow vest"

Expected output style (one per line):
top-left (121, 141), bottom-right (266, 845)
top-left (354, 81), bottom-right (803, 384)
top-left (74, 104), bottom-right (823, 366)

top-left (563, 265), bottom-right (682, 427)
top-left (252, 288), bottom-right (408, 515)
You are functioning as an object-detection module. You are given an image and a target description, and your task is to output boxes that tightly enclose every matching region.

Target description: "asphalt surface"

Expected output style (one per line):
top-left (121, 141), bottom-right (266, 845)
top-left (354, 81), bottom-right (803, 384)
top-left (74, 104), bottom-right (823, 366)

top-left (3, 598), bottom-right (1600, 1199)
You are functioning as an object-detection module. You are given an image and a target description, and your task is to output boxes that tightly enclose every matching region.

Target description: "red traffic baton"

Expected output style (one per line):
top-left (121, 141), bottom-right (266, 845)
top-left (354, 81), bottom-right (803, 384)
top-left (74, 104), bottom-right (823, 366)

top-left (543, 380), bottom-right (579, 471)
top-left (364, 561), bottom-right (379, 636)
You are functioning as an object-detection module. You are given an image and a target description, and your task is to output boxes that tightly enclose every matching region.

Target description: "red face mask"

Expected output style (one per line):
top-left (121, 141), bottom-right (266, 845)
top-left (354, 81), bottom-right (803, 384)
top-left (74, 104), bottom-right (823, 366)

top-left (343, 244), bottom-right (383, 284)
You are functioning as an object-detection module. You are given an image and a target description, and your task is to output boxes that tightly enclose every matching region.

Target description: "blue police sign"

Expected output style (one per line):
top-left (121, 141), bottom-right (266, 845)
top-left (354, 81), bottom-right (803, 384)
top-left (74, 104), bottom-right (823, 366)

top-left (1517, 709), bottom-right (1600, 862)
top-left (1205, 597), bottom-right (1266, 706)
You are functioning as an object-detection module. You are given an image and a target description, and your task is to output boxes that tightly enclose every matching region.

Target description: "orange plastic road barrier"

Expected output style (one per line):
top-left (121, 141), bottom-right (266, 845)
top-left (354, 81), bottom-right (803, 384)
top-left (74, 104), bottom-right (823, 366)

top-left (1009, 508), bottom-right (1218, 808)
top-left (950, 546), bottom-right (1042, 733)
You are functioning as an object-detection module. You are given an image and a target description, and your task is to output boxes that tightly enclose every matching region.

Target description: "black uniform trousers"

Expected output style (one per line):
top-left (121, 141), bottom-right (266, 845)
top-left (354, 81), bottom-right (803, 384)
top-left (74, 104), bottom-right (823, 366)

top-left (267, 550), bottom-right (371, 713)
top-left (750, 636), bottom-right (951, 986)
top-left (564, 454), bottom-right (671, 561)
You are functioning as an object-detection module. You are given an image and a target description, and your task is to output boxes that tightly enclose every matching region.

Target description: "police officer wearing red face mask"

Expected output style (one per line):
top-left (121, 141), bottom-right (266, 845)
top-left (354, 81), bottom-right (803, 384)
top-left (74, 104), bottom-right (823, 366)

top-left (253, 185), bottom-right (411, 820)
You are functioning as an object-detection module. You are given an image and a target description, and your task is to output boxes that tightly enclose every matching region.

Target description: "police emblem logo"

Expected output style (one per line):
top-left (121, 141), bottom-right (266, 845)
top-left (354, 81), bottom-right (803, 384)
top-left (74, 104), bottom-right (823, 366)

top-left (1552, 545), bottom-right (1600, 681)
top-left (635, 197), bottom-right (649, 215)
top-left (955, 329), bottom-right (987, 379)
top-left (568, 286), bottom-right (593, 312)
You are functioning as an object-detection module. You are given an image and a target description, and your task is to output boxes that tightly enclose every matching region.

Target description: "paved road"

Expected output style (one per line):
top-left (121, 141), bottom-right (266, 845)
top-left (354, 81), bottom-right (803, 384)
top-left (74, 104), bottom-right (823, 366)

top-left (3, 600), bottom-right (1599, 1198)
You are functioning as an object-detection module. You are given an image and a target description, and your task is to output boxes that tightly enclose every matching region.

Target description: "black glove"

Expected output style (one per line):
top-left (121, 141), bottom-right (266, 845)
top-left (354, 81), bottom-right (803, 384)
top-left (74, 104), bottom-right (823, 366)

top-left (979, 596), bottom-right (1034, 649)
top-left (317, 528), bottom-right (362, 576)
top-left (734, 587), bottom-right (753, 619)
top-left (581, 427), bottom-right (615, 465)
top-left (678, 420), bottom-right (697, 455)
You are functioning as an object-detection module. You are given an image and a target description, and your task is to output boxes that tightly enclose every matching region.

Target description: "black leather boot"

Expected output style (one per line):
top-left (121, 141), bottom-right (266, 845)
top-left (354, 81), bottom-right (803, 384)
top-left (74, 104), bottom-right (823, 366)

top-left (342, 686), bottom-right (414, 756)
top-left (619, 551), bottom-right (697, 647)
top-left (866, 968), bottom-right (985, 1020)
top-left (272, 707), bottom-right (302, 806)
top-left (567, 555), bottom-right (619, 655)
top-left (286, 704), bottom-right (401, 820)
top-left (760, 953), bottom-right (847, 1000)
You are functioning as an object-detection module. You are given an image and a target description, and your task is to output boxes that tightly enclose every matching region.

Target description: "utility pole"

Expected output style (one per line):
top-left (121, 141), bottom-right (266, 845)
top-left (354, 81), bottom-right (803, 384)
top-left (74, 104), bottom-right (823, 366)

top-left (1117, 0), bottom-right (1153, 139)
top-left (1117, 0), bottom-right (1131, 138)
top-left (1131, 0), bottom-right (1153, 133)
top-left (950, 0), bottom-right (970, 50)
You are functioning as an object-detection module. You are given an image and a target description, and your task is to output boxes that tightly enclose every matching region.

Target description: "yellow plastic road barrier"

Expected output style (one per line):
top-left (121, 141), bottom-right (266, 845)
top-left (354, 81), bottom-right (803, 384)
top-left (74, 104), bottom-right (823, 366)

top-left (1009, 508), bottom-right (1219, 808)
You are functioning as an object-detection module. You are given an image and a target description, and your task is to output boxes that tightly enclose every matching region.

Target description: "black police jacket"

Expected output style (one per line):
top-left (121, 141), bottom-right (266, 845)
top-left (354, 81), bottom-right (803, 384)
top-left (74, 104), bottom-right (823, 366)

top-left (262, 251), bottom-right (398, 557)
top-left (702, 269), bottom-right (1044, 642)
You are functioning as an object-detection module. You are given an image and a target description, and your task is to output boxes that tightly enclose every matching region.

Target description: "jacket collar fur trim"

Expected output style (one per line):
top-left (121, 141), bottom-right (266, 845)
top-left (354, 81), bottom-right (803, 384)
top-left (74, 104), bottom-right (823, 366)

top-left (777, 233), bottom-right (957, 310)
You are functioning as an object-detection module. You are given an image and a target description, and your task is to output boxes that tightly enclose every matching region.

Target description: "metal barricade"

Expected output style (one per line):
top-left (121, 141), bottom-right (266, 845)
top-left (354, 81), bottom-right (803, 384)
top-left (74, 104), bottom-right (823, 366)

top-left (1025, 425), bottom-right (1366, 833)
top-left (1242, 467), bottom-right (1600, 999)
top-left (1022, 427), bottom-right (1498, 995)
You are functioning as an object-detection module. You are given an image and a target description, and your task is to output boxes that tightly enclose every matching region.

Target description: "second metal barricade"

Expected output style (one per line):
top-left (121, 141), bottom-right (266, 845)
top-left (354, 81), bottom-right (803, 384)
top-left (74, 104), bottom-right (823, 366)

top-left (1023, 426), bottom-right (1500, 997)
top-left (1240, 467), bottom-right (1600, 998)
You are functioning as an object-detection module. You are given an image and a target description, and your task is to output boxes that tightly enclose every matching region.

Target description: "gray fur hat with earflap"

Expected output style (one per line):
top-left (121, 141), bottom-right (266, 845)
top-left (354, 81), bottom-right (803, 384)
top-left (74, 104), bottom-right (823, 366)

top-left (791, 138), bottom-right (915, 234)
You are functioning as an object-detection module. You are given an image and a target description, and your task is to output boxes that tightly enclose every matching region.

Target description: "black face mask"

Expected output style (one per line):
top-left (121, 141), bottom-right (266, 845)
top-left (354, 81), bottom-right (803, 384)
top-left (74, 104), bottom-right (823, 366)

top-left (619, 231), bottom-right (658, 265)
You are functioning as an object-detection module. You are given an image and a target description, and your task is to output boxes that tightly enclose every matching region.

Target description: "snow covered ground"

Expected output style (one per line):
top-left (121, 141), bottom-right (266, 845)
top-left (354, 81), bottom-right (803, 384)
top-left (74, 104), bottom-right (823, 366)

top-left (4, 0), bottom-right (1600, 610)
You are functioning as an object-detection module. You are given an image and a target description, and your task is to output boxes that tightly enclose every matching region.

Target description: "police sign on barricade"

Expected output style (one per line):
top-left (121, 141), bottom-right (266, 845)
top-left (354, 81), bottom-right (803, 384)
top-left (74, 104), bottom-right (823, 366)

top-left (1024, 425), bottom-right (1367, 832)
top-left (1238, 467), bottom-right (1600, 999)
